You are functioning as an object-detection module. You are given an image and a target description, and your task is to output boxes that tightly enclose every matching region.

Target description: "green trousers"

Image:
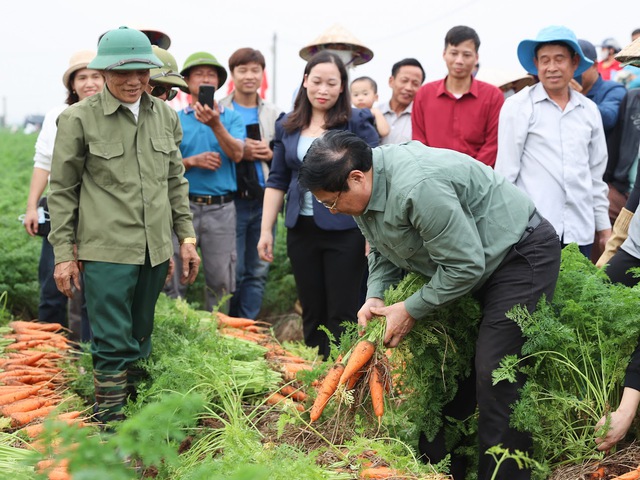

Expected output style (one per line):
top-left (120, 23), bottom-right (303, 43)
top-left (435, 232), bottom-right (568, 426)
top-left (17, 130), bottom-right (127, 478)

top-left (84, 255), bottom-right (168, 423)
top-left (83, 255), bottom-right (169, 372)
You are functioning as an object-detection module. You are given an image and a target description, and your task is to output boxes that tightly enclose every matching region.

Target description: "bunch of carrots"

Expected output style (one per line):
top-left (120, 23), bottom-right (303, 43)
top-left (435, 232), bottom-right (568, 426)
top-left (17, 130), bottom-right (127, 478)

top-left (310, 318), bottom-right (391, 425)
top-left (0, 320), bottom-right (88, 480)
top-left (215, 312), bottom-right (392, 424)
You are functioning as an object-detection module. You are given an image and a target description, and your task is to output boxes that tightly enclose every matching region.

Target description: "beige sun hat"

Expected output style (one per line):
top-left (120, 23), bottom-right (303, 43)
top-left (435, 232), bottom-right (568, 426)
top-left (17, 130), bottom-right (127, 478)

top-left (62, 50), bottom-right (97, 90)
top-left (475, 67), bottom-right (536, 92)
top-left (299, 23), bottom-right (373, 66)
top-left (615, 37), bottom-right (640, 66)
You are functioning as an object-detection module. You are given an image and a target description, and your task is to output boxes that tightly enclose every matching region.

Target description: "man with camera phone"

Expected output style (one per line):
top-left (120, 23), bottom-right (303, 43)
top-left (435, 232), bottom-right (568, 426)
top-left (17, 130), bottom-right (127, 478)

top-left (165, 51), bottom-right (244, 312)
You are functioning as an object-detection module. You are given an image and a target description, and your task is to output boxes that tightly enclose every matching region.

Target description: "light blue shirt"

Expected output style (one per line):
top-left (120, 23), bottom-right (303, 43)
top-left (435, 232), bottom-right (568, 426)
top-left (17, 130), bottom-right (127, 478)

top-left (495, 83), bottom-right (610, 245)
top-left (297, 135), bottom-right (316, 216)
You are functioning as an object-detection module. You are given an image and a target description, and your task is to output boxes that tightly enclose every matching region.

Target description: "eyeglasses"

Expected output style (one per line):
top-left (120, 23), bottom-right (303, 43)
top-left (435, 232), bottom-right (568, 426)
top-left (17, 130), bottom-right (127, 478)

top-left (149, 84), bottom-right (178, 101)
top-left (315, 178), bottom-right (347, 210)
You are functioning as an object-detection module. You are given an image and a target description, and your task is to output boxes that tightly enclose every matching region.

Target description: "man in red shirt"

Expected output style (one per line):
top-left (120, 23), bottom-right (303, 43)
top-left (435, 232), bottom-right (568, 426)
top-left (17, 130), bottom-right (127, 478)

top-left (597, 37), bottom-right (623, 81)
top-left (412, 25), bottom-right (504, 167)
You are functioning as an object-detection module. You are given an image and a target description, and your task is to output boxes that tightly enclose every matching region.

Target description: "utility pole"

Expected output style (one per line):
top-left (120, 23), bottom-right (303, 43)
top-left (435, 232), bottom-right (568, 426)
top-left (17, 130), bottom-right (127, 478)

top-left (271, 32), bottom-right (277, 105)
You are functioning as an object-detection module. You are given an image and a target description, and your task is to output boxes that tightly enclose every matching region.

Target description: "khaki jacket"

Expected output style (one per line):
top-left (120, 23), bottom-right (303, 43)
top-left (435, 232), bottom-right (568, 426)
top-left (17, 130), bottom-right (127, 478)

top-left (48, 87), bottom-right (194, 267)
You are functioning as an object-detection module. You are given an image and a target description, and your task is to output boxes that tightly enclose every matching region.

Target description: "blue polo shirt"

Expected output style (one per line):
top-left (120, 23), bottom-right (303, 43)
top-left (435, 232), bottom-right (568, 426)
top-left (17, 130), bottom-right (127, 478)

top-left (178, 105), bottom-right (245, 195)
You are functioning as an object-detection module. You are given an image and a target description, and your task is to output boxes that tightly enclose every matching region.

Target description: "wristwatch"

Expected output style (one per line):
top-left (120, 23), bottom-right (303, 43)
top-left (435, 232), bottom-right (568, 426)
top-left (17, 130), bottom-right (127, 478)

top-left (180, 237), bottom-right (197, 245)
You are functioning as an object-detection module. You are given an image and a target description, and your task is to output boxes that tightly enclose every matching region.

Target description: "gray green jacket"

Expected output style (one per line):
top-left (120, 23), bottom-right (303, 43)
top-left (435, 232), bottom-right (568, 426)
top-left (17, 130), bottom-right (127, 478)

top-left (356, 141), bottom-right (535, 319)
top-left (48, 87), bottom-right (194, 267)
top-left (219, 92), bottom-right (283, 181)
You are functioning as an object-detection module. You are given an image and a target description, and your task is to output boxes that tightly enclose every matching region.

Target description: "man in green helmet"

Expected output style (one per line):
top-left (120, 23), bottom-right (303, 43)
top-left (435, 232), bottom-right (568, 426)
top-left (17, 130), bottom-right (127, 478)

top-left (146, 45), bottom-right (186, 102)
top-left (164, 51), bottom-right (244, 312)
top-left (48, 26), bottom-right (200, 424)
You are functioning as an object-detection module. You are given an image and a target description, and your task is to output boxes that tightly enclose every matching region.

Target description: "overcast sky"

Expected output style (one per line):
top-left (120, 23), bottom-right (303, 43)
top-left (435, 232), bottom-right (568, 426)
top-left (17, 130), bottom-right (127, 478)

top-left (2, 0), bottom-right (638, 125)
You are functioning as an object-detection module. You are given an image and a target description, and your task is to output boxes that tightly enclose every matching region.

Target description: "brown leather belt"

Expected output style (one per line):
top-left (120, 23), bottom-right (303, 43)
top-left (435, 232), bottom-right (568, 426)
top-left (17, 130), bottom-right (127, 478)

top-left (188, 193), bottom-right (234, 205)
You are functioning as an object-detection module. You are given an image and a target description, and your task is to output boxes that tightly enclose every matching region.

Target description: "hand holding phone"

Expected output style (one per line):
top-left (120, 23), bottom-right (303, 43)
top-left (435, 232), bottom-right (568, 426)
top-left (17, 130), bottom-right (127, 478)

top-left (198, 85), bottom-right (216, 109)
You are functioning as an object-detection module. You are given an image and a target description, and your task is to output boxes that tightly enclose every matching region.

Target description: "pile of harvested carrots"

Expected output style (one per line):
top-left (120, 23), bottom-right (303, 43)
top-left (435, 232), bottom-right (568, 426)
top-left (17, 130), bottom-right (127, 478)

top-left (0, 320), bottom-right (88, 480)
top-left (215, 312), bottom-right (406, 479)
top-left (216, 311), bottom-right (313, 413)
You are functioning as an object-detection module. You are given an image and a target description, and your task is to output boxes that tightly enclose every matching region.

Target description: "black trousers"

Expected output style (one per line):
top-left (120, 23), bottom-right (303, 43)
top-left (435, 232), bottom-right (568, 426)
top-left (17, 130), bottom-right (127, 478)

top-left (606, 248), bottom-right (640, 287)
top-left (286, 216), bottom-right (367, 359)
top-left (420, 218), bottom-right (561, 480)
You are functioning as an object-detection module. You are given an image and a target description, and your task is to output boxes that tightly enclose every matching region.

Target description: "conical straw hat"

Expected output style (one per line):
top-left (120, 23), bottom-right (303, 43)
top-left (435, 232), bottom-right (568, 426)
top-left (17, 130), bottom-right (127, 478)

top-left (299, 24), bottom-right (373, 66)
top-left (616, 37), bottom-right (640, 66)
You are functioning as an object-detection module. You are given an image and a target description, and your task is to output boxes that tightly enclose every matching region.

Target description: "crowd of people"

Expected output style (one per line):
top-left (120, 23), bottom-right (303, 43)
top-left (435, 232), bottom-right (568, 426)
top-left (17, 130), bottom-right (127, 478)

top-left (22, 20), bottom-right (640, 479)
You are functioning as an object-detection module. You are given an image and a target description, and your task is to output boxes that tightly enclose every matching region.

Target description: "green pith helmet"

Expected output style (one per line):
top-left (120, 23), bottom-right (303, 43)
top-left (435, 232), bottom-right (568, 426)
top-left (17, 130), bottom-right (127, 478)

top-left (149, 46), bottom-right (187, 89)
top-left (88, 26), bottom-right (162, 71)
top-left (179, 51), bottom-right (227, 92)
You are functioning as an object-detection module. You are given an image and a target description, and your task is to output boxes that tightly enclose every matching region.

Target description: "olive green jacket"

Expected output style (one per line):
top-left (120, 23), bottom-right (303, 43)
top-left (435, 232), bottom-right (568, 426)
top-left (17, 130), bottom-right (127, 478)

top-left (356, 141), bottom-right (536, 320)
top-left (48, 87), bottom-right (194, 267)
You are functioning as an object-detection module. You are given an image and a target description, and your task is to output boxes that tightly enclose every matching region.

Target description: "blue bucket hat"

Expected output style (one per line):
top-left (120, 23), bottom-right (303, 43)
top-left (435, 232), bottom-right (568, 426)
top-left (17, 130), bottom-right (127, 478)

top-left (517, 25), bottom-right (593, 76)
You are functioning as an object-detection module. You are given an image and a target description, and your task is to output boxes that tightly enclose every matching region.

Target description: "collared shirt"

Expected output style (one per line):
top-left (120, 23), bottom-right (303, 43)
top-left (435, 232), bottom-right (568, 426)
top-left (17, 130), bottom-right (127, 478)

top-left (355, 141), bottom-right (535, 320)
top-left (379, 100), bottom-right (413, 145)
top-left (411, 77), bottom-right (505, 167)
top-left (48, 87), bottom-right (194, 267)
top-left (495, 83), bottom-right (610, 245)
top-left (178, 105), bottom-right (245, 196)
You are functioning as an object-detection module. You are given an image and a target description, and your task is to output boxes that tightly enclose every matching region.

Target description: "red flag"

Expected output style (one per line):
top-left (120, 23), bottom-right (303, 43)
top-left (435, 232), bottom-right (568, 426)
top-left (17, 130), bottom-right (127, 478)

top-left (260, 70), bottom-right (269, 99)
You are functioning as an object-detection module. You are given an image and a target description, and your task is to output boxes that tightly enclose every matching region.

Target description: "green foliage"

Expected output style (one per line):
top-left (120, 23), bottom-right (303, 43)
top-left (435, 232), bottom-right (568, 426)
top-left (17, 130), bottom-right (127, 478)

top-left (36, 392), bottom-right (204, 479)
top-left (493, 245), bottom-right (640, 470)
top-left (486, 445), bottom-right (548, 480)
top-left (0, 132), bottom-right (41, 318)
top-left (385, 272), bottom-right (481, 453)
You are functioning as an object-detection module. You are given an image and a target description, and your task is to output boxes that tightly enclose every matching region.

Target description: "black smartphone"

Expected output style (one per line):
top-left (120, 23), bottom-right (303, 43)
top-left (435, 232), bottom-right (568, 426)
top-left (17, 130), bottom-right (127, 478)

top-left (198, 85), bottom-right (216, 109)
top-left (246, 123), bottom-right (261, 140)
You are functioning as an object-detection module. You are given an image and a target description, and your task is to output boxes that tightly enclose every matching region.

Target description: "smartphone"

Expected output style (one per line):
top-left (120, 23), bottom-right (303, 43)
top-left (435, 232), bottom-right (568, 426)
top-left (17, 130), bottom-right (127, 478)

top-left (246, 123), bottom-right (261, 141)
top-left (198, 85), bottom-right (216, 109)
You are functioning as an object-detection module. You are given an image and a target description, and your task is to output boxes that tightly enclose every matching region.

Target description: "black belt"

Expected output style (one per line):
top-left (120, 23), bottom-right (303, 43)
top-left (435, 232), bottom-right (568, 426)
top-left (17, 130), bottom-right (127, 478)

top-left (189, 193), bottom-right (234, 205)
top-left (519, 209), bottom-right (543, 243)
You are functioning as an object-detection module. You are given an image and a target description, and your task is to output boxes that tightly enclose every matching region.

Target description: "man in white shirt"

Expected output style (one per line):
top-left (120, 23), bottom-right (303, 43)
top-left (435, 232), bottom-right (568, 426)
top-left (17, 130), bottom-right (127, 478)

top-left (496, 25), bottom-right (611, 258)
top-left (379, 58), bottom-right (425, 145)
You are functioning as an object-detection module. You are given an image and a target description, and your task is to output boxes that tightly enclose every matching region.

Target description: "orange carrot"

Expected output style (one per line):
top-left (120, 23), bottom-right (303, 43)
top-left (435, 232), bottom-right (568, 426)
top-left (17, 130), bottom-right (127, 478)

top-left (265, 392), bottom-right (305, 412)
top-left (368, 365), bottom-right (385, 419)
top-left (0, 352), bottom-right (47, 367)
top-left (57, 411), bottom-right (82, 420)
top-left (265, 352), bottom-right (307, 363)
top-left (309, 362), bottom-right (345, 422)
top-left (1, 397), bottom-right (52, 416)
top-left (359, 466), bottom-right (399, 478)
top-left (215, 312), bottom-right (257, 328)
top-left (9, 321), bottom-right (64, 332)
top-left (5, 332), bottom-right (59, 342)
top-left (279, 384), bottom-right (309, 402)
top-left (610, 468), bottom-right (640, 480)
top-left (0, 385), bottom-right (42, 405)
top-left (281, 362), bottom-right (313, 382)
top-left (346, 365), bottom-right (368, 390)
top-left (10, 405), bottom-right (57, 427)
top-left (339, 340), bottom-right (376, 385)
top-left (47, 468), bottom-right (71, 480)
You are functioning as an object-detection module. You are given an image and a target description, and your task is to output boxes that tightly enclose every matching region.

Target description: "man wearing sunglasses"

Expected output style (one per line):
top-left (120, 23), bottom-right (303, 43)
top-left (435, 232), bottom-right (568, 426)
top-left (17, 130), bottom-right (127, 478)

top-left (146, 46), bottom-right (186, 101)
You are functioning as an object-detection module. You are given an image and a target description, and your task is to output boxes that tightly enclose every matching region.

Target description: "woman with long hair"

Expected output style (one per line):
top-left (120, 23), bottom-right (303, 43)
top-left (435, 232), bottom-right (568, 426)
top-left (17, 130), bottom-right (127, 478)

top-left (258, 51), bottom-right (379, 358)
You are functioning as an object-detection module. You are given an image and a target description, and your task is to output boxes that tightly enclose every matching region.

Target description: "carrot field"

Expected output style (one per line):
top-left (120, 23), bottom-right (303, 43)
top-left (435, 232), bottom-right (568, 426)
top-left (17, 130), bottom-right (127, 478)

top-left (2, 129), bottom-right (640, 479)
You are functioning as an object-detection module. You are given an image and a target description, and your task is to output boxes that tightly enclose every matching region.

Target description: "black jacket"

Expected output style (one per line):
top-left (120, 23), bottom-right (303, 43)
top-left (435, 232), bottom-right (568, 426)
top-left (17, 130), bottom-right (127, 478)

top-left (605, 88), bottom-right (640, 199)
